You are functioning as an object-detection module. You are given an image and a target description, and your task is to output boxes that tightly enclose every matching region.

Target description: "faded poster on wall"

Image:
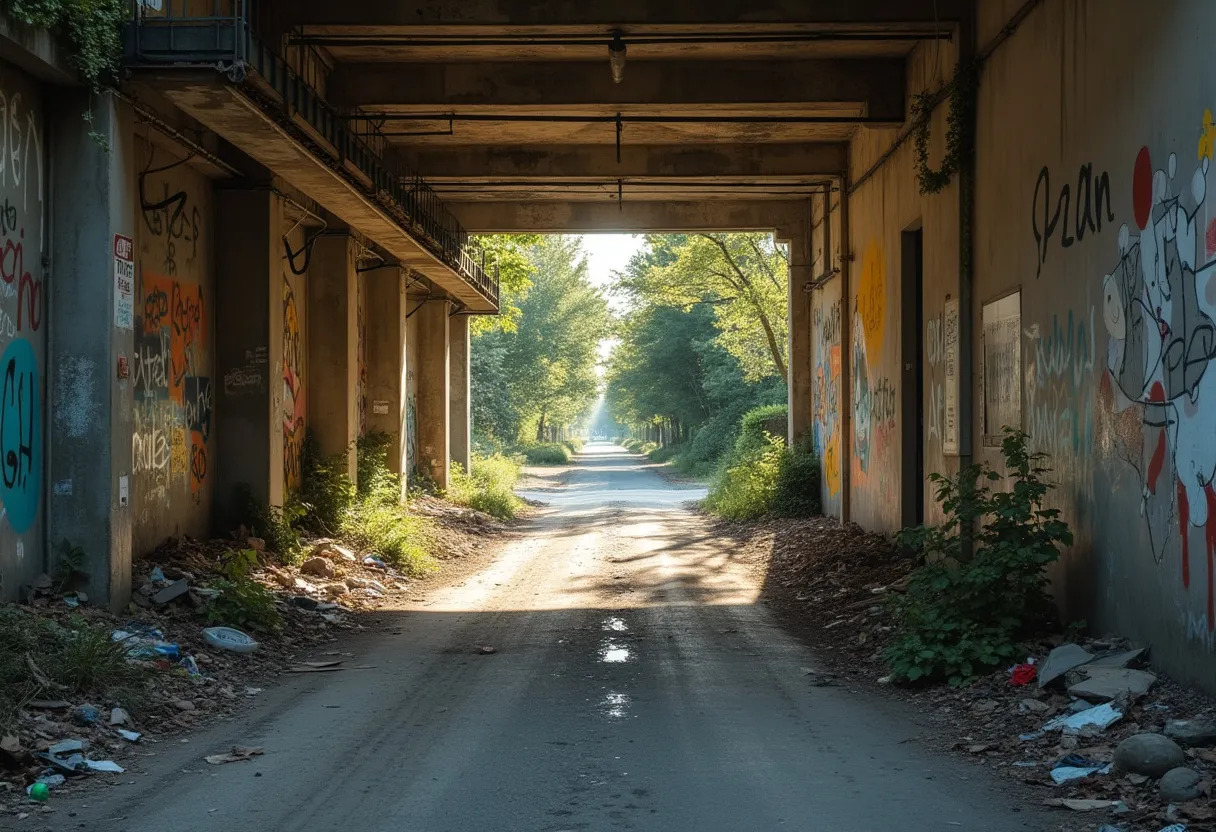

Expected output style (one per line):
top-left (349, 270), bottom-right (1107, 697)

top-left (943, 297), bottom-right (960, 455)
top-left (981, 292), bottom-right (1022, 445)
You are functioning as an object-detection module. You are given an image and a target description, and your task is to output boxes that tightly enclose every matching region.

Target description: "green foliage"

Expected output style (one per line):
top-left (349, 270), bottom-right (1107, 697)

top-left (647, 444), bottom-right (679, 463)
top-left (54, 539), bottom-right (88, 593)
top-left (4, 0), bottom-right (127, 89)
top-left (736, 404), bottom-right (788, 457)
top-left (704, 432), bottom-right (786, 520)
top-left (448, 453), bottom-right (524, 520)
top-left (913, 59), bottom-right (978, 196)
top-left (515, 441), bottom-right (570, 465)
top-left (563, 438), bottom-right (584, 453)
top-left (205, 577), bottom-right (282, 633)
top-left (218, 548), bottom-right (259, 581)
top-left (339, 438), bottom-right (437, 575)
top-left (772, 442), bottom-right (822, 518)
top-left (884, 428), bottom-right (1073, 686)
top-left (298, 433), bottom-right (356, 535)
top-left (235, 484), bottom-right (304, 564)
top-left (0, 607), bottom-right (149, 729)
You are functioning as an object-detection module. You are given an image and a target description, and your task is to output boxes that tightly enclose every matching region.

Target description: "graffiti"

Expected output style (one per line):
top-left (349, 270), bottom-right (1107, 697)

top-left (0, 338), bottom-right (38, 532)
top-left (1024, 308), bottom-right (1095, 461)
top-left (132, 404), bottom-right (172, 475)
top-left (871, 376), bottom-right (898, 423)
top-left (357, 279), bottom-right (367, 435)
top-left (141, 176), bottom-right (202, 276)
top-left (856, 240), bottom-right (886, 355)
top-left (852, 314), bottom-right (871, 473)
top-left (223, 346), bottom-right (268, 396)
top-left (283, 276), bottom-right (305, 491)
top-left (812, 299), bottom-right (842, 498)
top-left (0, 89), bottom-right (43, 216)
top-left (405, 384), bottom-right (418, 473)
top-left (1032, 162), bottom-right (1115, 278)
top-left (0, 232), bottom-right (41, 332)
top-left (1100, 139), bottom-right (1216, 630)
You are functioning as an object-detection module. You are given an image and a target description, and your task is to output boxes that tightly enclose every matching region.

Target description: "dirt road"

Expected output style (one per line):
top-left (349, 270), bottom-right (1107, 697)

top-left (56, 443), bottom-right (1055, 831)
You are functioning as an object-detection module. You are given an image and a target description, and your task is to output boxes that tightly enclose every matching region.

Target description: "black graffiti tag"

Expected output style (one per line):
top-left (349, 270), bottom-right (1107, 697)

top-left (1032, 163), bottom-right (1116, 278)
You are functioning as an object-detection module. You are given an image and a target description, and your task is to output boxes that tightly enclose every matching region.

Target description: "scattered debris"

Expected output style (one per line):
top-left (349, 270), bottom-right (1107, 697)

top-left (204, 746), bottom-right (264, 765)
top-left (1010, 662), bottom-right (1037, 686)
top-left (1038, 643), bottom-right (1096, 688)
top-left (202, 626), bottom-right (260, 653)
top-left (117, 729), bottom-right (142, 743)
top-left (71, 704), bottom-right (100, 726)
top-left (300, 557), bottom-right (337, 580)
top-left (151, 578), bottom-right (191, 606)
top-left (1043, 797), bottom-right (1127, 811)
top-left (1066, 667), bottom-right (1158, 702)
top-left (109, 707), bottom-right (131, 726)
top-left (1050, 754), bottom-right (1112, 784)
top-left (1164, 718), bottom-right (1216, 748)
top-left (1042, 702), bottom-right (1124, 733)
top-left (478, 646), bottom-right (497, 655)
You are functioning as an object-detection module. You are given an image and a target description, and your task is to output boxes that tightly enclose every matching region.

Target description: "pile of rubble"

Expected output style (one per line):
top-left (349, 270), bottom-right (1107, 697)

top-left (721, 515), bottom-right (1216, 831)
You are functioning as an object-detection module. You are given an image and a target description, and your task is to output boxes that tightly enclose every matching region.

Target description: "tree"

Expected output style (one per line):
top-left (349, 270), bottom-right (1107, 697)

top-left (615, 233), bottom-right (789, 383)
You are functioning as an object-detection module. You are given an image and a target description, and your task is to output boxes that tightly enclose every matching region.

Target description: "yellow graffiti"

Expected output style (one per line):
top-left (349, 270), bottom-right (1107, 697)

top-left (1200, 109), bottom-right (1216, 161)
top-left (824, 434), bottom-right (841, 497)
top-left (857, 240), bottom-right (886, 356)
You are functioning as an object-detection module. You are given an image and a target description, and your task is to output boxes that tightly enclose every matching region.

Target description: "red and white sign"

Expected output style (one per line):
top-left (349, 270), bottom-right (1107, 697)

top-left (114, 233), bottom-right (135, 330)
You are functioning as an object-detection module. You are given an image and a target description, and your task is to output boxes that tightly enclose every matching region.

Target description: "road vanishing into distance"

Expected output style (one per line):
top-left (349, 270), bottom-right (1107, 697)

top-left (57, 443), bottom-right (1054, 831)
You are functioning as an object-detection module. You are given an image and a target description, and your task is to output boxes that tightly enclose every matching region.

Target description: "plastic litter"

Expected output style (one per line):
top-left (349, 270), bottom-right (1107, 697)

top-left (1042, 702), bottom-right (1123, 733)
top-left (117, 729), bottom-right (141, 742)
top-left (204, 745), bottom-right (264, 765)
top-left (149, 566), bottom-right (166, 583)
top-left (1050, 754), bottom-right (1112, 783)
top-left (202, 626), bottom-right (259, 653)
top-left (112, 626), bottom-right (179, 660)
top-left (1010, 663), bottom-right (1037, 686)
top-left (35, 774), bottom-right (65, 788)
top-left (26, 782), bottom-right (49, 801)
top-left (362, 555), bottom-right (386, 570)
top-left (84, 760), bottom-right (124, 773)
top-left (1157, 825), bottom-right (1187, 832)
top-left (179, 655), bottom-right (202, 677)
top-left (71, 704), bottom-right (100, 726)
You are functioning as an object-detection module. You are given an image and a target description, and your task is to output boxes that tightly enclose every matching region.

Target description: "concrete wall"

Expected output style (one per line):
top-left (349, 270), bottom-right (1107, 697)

top-left (405, 290), bottom-right (420, 481)
top-left (0, 58), bottom-right (47, 596)
top-left (968, 0), bottom-right (1216, 684)
top-left (282, 225), bottom-right (308, 493)
top-left (131, 137), bottom-right (215, 555)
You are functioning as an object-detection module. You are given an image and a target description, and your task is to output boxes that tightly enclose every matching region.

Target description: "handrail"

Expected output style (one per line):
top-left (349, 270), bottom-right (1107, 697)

top-left (123, 0), bottom-right (497, 306)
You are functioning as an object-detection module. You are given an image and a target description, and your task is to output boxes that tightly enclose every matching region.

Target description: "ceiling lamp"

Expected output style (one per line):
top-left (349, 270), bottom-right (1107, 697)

top-left (609, 31), bottom-right (627, 83)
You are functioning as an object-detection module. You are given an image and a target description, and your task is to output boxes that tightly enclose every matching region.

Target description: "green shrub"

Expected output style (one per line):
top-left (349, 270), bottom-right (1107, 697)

top-left (449, 453), bottom-right (524, 520)
top-left (205, 577), bottom-right (282, 633)
top-left (356, 432), bottom-right (399, 497)
top-left (704, 433), bottom-right (786, 520)
top-left (515, 442), bottom-right (571, 465)
top-left (673, 398), bottom-right (766, 478)
top-left (884, 428), bottom-right (1073, 687)
top-left (299, 433), bottom-right (355, 535)
top-left (648, 444), bottom-right (680, 463)
top-left (772, 443), bottom-right (822, 517)
top-left (235, 484), bottom-right (304, 564)
top-left (563, 438), bottom-right (585, 453)
top-left (340, 437), bottom-right (437, 575)
top-left (736, 404), bottom-right (788, 457)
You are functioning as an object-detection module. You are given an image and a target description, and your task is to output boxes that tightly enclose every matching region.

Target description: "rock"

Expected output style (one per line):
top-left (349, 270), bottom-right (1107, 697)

top-left (109, 708), bottom-right (130, 726)
top-left (1091, 647), bottom-right (1148, 668)
top-left (1020, 698), bottom-right (1049, 713)
top-left (151, 579), bottom-right (190, 606)
top-left (322, 583), bottom-right (350, 598)
top-left (173, 700), bottom-right (196, 712)
top-left (300, 557), bottom-right (337, 579)
top-left (1066, 667), bottom-right (1157, 702)
top-left (293, 577), bottom-right (320, 594)
top-left (246, 537), bottom-right (266, 552)
top-left (1158, 766), bottom-right (1204, 802)
top-left (267, 568), bottom-right (295, 589)
top-left (1039, 643), bottom-right (1095, 688)
top-left (345, 577), bottom-right (387, 593)
top-left (1113, 733), bottom-right (1185, 778)
top-left (1164, 717), bottom-right (1216, 748)
top-left (316, 543), bottom-right (357, 562)
top-left (291, 595), bottom-right (319, 610)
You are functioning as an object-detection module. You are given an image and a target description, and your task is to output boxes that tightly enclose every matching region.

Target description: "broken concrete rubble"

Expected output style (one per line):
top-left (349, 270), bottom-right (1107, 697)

top-left (1066, 667), bottom-right (1158, 702)
top-left (1038, 643), bottom-right (1096, 688)
top-left (301, 556), bottom-right (338, 579)
top-left (1164, 717), bottom-right (1216, 748)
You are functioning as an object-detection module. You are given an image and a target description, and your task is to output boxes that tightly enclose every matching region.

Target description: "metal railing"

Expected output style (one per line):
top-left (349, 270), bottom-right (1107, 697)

top-left (123, 0), bottom-right (497, 307)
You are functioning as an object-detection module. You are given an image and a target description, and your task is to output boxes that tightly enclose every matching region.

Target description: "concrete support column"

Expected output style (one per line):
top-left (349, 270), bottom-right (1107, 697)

top-left (415, 299), bottom-right (450, 490)
top-left (364, 266), bottom-right (409, 499)
top-left (307, 234), bottom-right (358, 478)
top-left (214, 188), bottom-right (283, 520)
top-left (785, 225), bottom-right (813, 446)
top-left (449, 314), bottom-right (471, 474)
top-left (49, 91), bottom-right (136, 610)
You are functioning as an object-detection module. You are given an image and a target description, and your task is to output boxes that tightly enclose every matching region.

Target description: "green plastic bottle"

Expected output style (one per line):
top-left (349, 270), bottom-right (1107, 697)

top-left (28, 782), bottom-right (49, 801)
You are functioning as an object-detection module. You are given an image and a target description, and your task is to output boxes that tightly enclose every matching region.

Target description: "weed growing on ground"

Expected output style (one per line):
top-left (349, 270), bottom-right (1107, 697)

top-left (448, 453), bottom-right (524, 520)
top-left (884, 428), bottom-right (1072, 686)
top-left (205, 577), bottom-right (283, 633)
top-left (514, 441), bottom-right (571, 465)
top-left (298, 433), bottom-right (356, 535)
top-left (236, 484), bottom-right (304, 564)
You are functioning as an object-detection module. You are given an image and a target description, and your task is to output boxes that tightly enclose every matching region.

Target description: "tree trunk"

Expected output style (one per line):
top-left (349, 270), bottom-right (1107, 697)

top-left (536, 411), bottom-right (546, 443)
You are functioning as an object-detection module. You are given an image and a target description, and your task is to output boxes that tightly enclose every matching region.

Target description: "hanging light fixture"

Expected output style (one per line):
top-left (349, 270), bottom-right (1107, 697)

top-left (609, 31), bottom-right (627, 83)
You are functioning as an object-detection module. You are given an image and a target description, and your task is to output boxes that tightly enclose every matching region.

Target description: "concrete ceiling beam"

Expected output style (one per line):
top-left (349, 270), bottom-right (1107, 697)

top-left (287, 0), bottom-right (962, 27)
top-left (395, 143), bottom-right (848, 179)
top-left (331, 59), bottom-right (904, 120)
top-left (449, 199), bottom-right (813, 233)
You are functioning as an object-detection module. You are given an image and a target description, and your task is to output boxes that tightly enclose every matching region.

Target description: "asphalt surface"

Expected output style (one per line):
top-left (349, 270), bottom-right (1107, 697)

top-left (55, 443), bottom-right (1056, 831)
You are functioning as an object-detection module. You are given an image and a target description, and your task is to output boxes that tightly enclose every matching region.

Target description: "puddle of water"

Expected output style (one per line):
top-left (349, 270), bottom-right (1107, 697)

top-left (599, 640), bottom-right (631, 663)
top-left (600, 692), bottom-right (630, 719)
top-left (601, 617), bottom-right (628, 632)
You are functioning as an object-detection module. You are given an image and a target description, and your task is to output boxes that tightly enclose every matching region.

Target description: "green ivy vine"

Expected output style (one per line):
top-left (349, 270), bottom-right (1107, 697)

top-left (2, 0), bottom-right (127, 88)
top-left (912, 59), bottom-right (979, 196)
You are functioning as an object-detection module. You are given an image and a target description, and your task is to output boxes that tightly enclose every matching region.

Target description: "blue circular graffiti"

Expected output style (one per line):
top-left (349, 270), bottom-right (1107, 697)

top-left (0, 338), bottom-right (40, 533)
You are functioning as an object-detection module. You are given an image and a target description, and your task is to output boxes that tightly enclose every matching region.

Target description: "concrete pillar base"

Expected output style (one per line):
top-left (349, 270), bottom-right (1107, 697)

top-left (307, 234), bottom-right (358, 479)
top-left (449, 314), bottom-right (471, 474)
top-left (415, 299), bottom-right (450, 490)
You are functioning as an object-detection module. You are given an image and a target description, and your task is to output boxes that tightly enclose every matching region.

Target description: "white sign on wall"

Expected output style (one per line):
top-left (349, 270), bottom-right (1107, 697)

top-left (113, 234), bottom-right (135, 330)
top-left (981, 292), bottom-right (1022, 445)
top-left (943, 297), bottom-right (960, 455)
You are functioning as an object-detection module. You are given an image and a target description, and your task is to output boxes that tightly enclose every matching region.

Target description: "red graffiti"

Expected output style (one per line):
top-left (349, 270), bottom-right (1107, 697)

top-left (1133, 146), bottom-right (1153, 231)
top-left (0, 230), bottom-right (40, 332)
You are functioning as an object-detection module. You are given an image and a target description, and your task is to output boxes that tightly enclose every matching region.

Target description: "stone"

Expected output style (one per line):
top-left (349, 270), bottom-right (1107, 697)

top-left (301, 557), bottom-right (337, 579)
top-left (293, 577), bottom-right (320, 594)
top-left (291, 596), bottom-right (319, 610)
top-left (1066, 667), bottom-right (1157, 702)
top-left (1020, 698), bottom-right (1049, 713)
top-left (1091, 648), bottom-right (1148, 668)
top-left (151, 579), bottom-right (190, 606)
top-left (322, 583), bottom-right (350, 598)
top-left (109, 708), bottom-right (130, 726)
top-left (1164, 717), bottom-right (1216, 748)
top-left (345, 577), bottom-right (387, 593)
top-left (1038, 643), bottom-right (1095, 688)
top-left (246, 537), bottom-right (266, 552)
top-left (1158, 766), bottom-right (1203, 802)
top-left (173, 700), bottom-right (196, 712)
top-left (1113, 733), bottom-right (1185, 778)
top-left (317, 543), bottom-right (357, 562)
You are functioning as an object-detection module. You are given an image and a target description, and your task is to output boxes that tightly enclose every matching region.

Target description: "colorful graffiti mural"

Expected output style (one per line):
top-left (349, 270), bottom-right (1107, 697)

top-left (282, 276), bottom-right (306, 490)
top-left (812, 299), bottom-right (842, 497)
top-left (357, 277), bottom-right (367, 436)
top-left (1100, 132), bottom-right (1216, 630)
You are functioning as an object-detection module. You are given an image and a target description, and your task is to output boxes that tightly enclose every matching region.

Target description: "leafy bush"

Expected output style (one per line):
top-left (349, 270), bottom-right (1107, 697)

top-left (704, 433), bottom-right (786, 520)
top-left (563, 438), bottom-right (584, 453)
top-left (672, 398), bottom-right (769, 478)
top-left (235, 484), bottom-right (304, 564)
top-left (449, 453), bottom-right (524, 520)
top-left (515, 442), bottom-right (571, 465)
top-left (339, 439), bottom-right (437, 575)
top-left (884, 428), bottom-right (1073, 686)
top-left (648, 444), bottom-right (680, 463)
top-left (299, 433), bottom-right (356, 535)
top-left (356, 432), bottom-right (398, 497)
top-left (773, 442), bottom-right (822, 517)
top-left (205, 577), bottom-right (282, 633)
top-left (735, 404), bottom-right (788, 457)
